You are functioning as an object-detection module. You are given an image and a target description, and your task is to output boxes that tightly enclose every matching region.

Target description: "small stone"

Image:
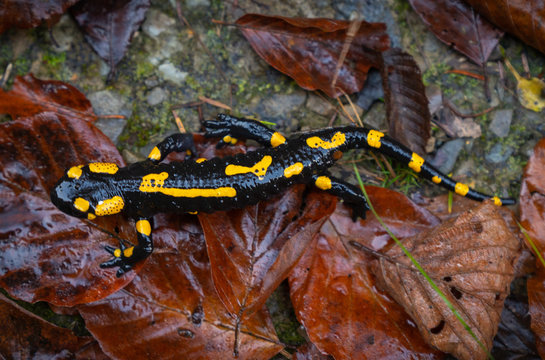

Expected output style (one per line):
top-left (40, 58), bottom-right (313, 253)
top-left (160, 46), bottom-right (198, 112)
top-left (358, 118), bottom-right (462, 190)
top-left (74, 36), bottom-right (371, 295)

top-left (142, 9), bottom-right (176, 38)
top-left (146, 87), bottom-right (167, 106)
top-left (306, 94), bottom-right (335, 116)
top-left (158, 62), bottom-right (188, 85)
top-left (356, 69), bottom-right (383, 111)
top-left (186, 0), bottom-right (210, 7)
top-left (485, 143), bottom-right (514, 164)
top-left (429, 139), bottom-right (465, 174)
top-left (489, 109), bottom-right (513, 138)
top-left (88, 90), bottom-right (131, 144)
top-left (426, 84), bottom-right (443, 115)
top-left (262, 92), bottom-right (307, 118)
top-left (50, 14), bottom-right (80, 53)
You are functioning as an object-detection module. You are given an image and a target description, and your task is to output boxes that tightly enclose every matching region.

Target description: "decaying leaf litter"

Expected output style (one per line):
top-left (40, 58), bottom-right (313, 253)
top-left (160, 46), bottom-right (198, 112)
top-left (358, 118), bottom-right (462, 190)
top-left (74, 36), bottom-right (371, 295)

top-left (1, 0), bottom-right (539, 358)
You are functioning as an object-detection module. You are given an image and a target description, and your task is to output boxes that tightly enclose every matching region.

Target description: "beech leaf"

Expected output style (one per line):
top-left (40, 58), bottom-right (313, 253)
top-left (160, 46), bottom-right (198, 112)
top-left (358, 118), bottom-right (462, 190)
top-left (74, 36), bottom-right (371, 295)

top-left (200, 186), bottom-right (336, 322)
top-left (381, 48), bottom-right (431, 154)
top-left (235, 14), bottom-right (390, 98)
top-left (372, 201), bottom-right (521, 360)
top-left (465, 0), bottom-right (545, 56)
top-left (289, 187), bottom-right (442, 359)
top-left (70, 0), bottom-right (150, 79)
top-left (408, 0), bottom-right (503, 66)
top-left (0, 0), bottom-right (79, 34)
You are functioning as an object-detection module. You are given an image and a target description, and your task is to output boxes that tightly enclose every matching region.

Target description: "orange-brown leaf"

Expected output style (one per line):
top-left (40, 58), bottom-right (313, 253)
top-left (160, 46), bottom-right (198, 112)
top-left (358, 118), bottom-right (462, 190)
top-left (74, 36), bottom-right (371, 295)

top-left (372, 201), bottom-right (520, 360)
top-left (200, 186), bottom-right (336, 320)
top-left (289, 187), bottom-right (441, 359)
top-left (0, 0), bottom-right (79, 34)
top-left (78, 214), bottom-right (282, 359)
top-left (236, 14), bottom-right (390, 98)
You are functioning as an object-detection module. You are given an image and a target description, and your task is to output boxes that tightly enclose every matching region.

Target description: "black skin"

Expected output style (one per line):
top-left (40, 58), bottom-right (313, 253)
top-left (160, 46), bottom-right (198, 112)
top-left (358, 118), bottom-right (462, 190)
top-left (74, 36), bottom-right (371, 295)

top-left (50, 114), bottom-right (516, 276)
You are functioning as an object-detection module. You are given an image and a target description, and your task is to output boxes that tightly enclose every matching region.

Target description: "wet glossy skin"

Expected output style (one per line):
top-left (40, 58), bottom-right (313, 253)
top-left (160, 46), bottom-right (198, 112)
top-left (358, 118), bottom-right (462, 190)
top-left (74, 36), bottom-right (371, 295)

top-left (51, 114), bottom-right (515, 276)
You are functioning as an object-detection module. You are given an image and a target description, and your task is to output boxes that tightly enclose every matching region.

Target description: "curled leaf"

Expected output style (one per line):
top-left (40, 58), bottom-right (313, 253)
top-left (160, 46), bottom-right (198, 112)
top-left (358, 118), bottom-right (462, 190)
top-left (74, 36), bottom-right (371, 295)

top-left (372, 202), bottom-right (520, 360)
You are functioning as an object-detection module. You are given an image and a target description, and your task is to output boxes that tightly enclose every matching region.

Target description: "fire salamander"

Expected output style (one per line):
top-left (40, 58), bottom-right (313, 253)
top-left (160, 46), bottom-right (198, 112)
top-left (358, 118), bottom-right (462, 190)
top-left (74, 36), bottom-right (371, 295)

top-left (51, 114), bottom-right (515, 276)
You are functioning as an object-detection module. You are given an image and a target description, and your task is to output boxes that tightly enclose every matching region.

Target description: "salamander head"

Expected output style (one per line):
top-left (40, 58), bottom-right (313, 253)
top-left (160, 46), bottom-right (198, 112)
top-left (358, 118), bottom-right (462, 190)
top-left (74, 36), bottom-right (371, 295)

top-left (50, 163), bottom-right (124, 220)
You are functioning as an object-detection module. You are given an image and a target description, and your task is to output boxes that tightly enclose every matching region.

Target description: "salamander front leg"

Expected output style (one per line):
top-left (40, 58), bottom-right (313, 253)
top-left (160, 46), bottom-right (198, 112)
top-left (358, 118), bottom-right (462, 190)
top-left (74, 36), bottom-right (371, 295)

top-left (100, 218), bottom-right (154, 277)
top-left (147, 133), bottom-right (197, 164)
top-left (313, 174), bottom-right (370, 221)
top-left (204, 113), bottom-right (288, 148)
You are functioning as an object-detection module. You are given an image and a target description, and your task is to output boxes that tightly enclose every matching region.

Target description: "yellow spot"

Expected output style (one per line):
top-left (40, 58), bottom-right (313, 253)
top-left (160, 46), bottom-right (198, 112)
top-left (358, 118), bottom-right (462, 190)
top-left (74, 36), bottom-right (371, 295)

top-left (284, 162), bottom-right (304, 178)
top-left (87, 213), bottom-right (96, 220)
top-left (432, 176), bottom-right (442, 184)
top-left (225, 155), bottom-right (272, 180)
top-left (188, 211), bottom-right (198, 215)
top-left (89, 163), bottom-right (119, 174)
top-left (186, 150), bottom-right (192, 156)
top-left (306, 132), bottom-right (346, 150)
top-left (230, 137), bottom-right (238, 145)
top-left (504, 57), bottom-right (545, 112)
top-left (367, 130), bottom-right (384, 148)
top-left (67, 165), bottom-right (83, 179)
top-left (95, 196), bottom-right (124, 216)
top-left (114, 249), bottom-right (121, 258)
top-left (74, 197), bottom-right (90, 212)
top-left (315, 176), bottom-right (332, 190)
top-left (408, 153), bottom-right (425, 173)
top-left (455, 183), bottom-right (469, 196)
top-left (492, 196), bottom-right (502, 206)
top-left (223, 135), bottom-right (232, 143)
top-left (139, 172), bottom-right (237, 198)
top-left (271, 132), bottom-right (286, 147)
top-left (136, 219), bottom-right (151, 236)
top-left (148, 146), bottom-right (161, 161)
top-left (123, 247), bottom-right (134, 258)
top-left (196, 158), bottom-right (207, 163)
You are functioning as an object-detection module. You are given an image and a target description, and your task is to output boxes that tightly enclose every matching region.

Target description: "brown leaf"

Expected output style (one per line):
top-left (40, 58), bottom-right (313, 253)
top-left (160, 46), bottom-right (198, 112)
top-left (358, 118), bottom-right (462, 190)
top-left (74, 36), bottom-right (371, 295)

top-left (372, 201), bottom-right (521, 360)
top-left (0, 74), bottom-right (96, 122)
top-left (70, 0), bottom-right (150, 79)
top-left (0, 0), bottom-right (79, 34)
top-left (292, 342), bottom-right (329, 360)
top-left (289, 186), bottom-right (442, 359)
top-left (528, 269), bottom-right (545, 358)
top-left (408, 0), bottom-right (503, 65)
top-left (78, 214), bottom-right (283, 359)
top-left (200, 187), bottom-right (336, 322)
top-left (0, 293), bottom-right (104, 359)
top-left (236, 14), bottom-right (390, 98)
top-left (381, 48), bottom-right (431, 154)
top-left (465, 0), bottom-right (545, 56)
top-left (520, 137), bottom-right (545, 357)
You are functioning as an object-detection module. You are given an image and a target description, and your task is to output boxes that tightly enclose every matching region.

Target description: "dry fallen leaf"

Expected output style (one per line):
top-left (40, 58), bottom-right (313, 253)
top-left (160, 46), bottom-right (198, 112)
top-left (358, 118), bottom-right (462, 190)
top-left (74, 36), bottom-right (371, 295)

top-left (372, 201), bottom-right (520, 360)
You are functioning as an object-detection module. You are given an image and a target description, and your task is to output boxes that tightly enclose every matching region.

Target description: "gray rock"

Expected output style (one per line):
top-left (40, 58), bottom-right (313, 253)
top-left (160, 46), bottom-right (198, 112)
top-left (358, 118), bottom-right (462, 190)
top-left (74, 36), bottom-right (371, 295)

top-left (262, 92), bottom-right (307, 118)
top-left (50, 14), bottom-right (81, 53)
top-left (158, 62), bottom-right (188, 85)
top-left (486, 143), bottom-right (514, 164)
top-left (489, 109), bottom-right (513, 138)
top-left (186, 0), bottom-right (210, 7)
top-left (356, 69), bottom-right (383, 111)
top-left (306, 94), bottom-right (336, 116)
top-left (146, 87), bottom-right (167, 106)
top-left (88, 90), bottom-right (131, 144)
top-left (426, 84), bottom-right (443, 115)
top-left (142, 9), bottom-right (176, 38)
top-left (429, 139), bottom-right (465, 174)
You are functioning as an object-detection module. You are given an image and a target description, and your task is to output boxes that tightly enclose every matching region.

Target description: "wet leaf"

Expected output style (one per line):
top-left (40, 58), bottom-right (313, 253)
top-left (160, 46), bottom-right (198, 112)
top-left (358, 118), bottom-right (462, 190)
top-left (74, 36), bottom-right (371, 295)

top-left (527, 269), bottom-right (545, 358)
top-left (408, 0), bottom-right (503, 66)
top-left (200, 186), bottom-right (336, 322)
top-left (0, 74), bottom-right (96, 123)
top-left (0, 293), bottom-right (104, 359)
top-left (381, 48), bottom-right (431, 154)
top-left (289, 187), bottom-right (441, 359)
top-left (373, 201), bottom-right (521, 360)
top-left (292, 342), bottom-right (330, 360)
top-left (465, 0), bottom-right (545, 56)
top-left (520, 137), bottom-right (545, 357)
top-left (236, 14), bottom-right (390, 98)
top-left (78, 214), bottom-right (283, 359)
top-left (70, 0), bottom-right (150, 79)
top-left (0, 0), bottom-right (79, 34)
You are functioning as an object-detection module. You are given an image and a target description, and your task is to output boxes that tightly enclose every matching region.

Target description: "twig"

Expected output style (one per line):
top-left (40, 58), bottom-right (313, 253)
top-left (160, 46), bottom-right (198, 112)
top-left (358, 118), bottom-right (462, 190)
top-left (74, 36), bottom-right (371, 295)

top-left (331, 19), bottom-right (361, 95)
top-left (444, 69), bottom-right (485, 81)
top-left (443, 97), bottom-right (496, 118)
top-left (172, 110), bottom-right (187, 133)
top-left (198, 95), bottom-right (232, 110)
top-left (1, 63), bottom-right (12, 88)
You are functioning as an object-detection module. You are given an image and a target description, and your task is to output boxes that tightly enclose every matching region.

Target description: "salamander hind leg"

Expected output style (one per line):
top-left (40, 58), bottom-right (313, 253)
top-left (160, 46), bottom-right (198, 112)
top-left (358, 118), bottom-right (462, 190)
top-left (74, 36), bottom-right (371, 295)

top-left (313, 174), bottom-right (370, 221)
top-left (204, 114), bottom-right (287, 148)
top-left (100, 218), bottom-right (154, 277)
